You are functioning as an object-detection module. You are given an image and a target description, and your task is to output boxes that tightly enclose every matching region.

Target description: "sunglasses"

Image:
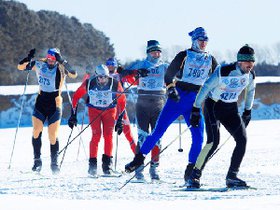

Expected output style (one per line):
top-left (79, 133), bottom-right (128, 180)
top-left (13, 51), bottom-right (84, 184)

top-left (198, 37), bottom-right (209, 42)
top-left (98, 75), bottom-right (107, 79)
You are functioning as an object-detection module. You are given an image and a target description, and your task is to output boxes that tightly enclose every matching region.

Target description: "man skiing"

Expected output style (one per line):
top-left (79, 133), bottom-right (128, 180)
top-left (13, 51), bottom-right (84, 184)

top-left (106, 58), bottom-right (137, 154)
top-left (17, 48), bottom-right (77, 174)
top-left (124, 27), bottom-right (218, 183)
top-left (120, 40), bottom-right (169, 181)
top-left (187, 44), bottom-right (256, 188)
top-left (68, 64), bottom-right (126, 176)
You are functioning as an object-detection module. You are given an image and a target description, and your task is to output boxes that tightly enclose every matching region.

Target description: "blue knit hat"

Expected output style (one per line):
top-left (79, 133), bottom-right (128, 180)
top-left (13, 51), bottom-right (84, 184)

top-left (146, 40), bottom-right (162, 53)
top-left (106, 58), bottom-right (118, 67)
top-left (188, 27), bottom-right (209, 41)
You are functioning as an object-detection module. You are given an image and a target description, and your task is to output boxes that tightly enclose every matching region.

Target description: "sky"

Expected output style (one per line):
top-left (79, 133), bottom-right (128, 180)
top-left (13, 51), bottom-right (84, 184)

top-left (13, 0), bottom-right (280, 63)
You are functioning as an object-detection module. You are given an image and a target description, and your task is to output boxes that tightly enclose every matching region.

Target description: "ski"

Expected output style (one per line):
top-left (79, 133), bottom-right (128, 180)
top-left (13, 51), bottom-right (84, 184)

top-left (173, 185), bottom-right (257, 192)
top-left (130, 179), bottom-right (176, 185)
top-left (100, 170), bottom-right (123, 178)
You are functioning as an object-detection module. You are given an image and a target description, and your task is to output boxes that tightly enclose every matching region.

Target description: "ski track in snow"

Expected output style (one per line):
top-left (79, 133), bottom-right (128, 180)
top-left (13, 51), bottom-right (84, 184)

top-left (1, 120), bottom-right (280, 201)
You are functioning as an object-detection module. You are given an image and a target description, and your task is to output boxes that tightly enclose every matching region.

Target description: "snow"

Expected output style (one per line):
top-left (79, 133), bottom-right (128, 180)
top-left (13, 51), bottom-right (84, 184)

top-left (1, 120), bottom-right (280, 209)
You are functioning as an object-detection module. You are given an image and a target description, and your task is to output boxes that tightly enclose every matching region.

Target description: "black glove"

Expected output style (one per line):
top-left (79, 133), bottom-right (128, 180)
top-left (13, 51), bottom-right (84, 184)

top-left (55, 52), bottom-right (65, 64)
top-left (190, 107), bottom-right (201, 127)
top-left (167, 86), bottom-right (180, 102)
top-left (137, 68), bottom-right (149, 77)
top-left (115, 112), bottom-right (125, 135)
top-left (68, 109), bottom-right (77, 129)
top-left (242, 109), bottom-right (251, 127)
top-left (19, 48), bottom-right (36, 64)
top-left (117, 66), bottom-right (124, 74)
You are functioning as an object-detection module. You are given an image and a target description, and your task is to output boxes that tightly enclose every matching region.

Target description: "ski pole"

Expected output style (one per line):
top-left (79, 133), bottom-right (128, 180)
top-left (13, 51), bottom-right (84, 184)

top-left (76, 108), bottom-right (87, 160)
top-left (208, 123), bottom-right (242, 161)
top-left (119, 125), bottom-right (192, 190)
top-left (114, 132), bottom-right (119, 171)
top-left (8, 70), bottom-right (31, 169)
top-left (178, 116), bottom-right (183, 152)
top-left (59, 128), bottom-right (74, 168)
top-left (58, 76), bottom-right (140, 156)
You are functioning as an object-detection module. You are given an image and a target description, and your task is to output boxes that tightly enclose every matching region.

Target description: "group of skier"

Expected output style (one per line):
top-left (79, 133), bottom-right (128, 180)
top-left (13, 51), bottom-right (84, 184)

top-left (17, 26), bottom-right (256, 188)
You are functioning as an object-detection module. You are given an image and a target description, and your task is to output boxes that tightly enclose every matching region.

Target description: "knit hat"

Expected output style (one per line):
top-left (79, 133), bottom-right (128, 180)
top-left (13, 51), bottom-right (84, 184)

top-left (146, 40), bottom-right (162, 53)
top-left (188, 27), bottom-right (208, 41)
top-left (237, 44), bottom-right (255, 62)
top-left (106, 58), bottom-right (118, 67)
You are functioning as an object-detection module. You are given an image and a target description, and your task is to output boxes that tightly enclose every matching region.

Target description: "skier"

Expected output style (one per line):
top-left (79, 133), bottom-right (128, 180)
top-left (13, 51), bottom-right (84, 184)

top-left (106, 58), bottom-right (137, 154)
top-left (17, 48), bottom-right (77, 174)
top-left (125, 27), bottom-right (218, 183)
top-left (68, 64), bottom-right (126, 176)
top-left (120, 40), bottom-right (169, 181)
top-left (187, 44), bottom-right (256, 188)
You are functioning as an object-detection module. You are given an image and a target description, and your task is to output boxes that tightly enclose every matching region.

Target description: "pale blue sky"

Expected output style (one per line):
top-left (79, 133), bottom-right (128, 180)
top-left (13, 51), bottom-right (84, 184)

top-left (16, 0), bottom-right (280, 63)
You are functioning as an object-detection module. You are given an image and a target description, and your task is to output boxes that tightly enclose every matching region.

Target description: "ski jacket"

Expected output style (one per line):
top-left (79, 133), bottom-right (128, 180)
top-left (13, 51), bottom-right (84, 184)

top-left (165, 49), bottom-right (218, 92)
top-left (121, 57), bottom-right (169, 94)
top-left (194, 62), bottom-right (256, 110)
top-left (72, 76), bottom-right (126, 117)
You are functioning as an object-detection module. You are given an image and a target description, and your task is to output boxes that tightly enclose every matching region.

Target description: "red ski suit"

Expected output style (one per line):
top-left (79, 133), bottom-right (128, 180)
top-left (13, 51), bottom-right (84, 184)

top-left (72, 76), bottom-right (126, 158)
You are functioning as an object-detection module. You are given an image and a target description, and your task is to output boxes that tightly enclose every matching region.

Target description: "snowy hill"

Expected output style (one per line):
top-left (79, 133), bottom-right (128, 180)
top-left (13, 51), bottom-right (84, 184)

top-left (0, 76), bottom-right (279, 128)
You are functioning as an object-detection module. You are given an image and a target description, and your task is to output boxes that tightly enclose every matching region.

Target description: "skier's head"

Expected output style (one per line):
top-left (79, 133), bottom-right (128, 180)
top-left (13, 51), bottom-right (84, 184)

top-left (46, 48), bottom-right (60, 69)
top-left (106, 58), bottom-right (118, 73)
top-left (237, 44), bottom-right (255, 73)
top-left (95, 64), bottom-right (109, 85)
top-left (189, 27), bottom-right (208, 52)
top-left (146, 40), bottom-right (162, 63)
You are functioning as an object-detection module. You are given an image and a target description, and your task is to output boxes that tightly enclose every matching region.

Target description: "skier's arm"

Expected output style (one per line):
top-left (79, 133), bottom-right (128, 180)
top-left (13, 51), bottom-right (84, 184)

top-left (164, 51), bottom-right (186, 88)
top-left (193, 66), bottom-right (220, 108)
top-left (244, 72), bottom-right (256, 110)
top-left (116, 82), bottom-right (126, 118)
top-left (72, 80), bottom-right (87, 109)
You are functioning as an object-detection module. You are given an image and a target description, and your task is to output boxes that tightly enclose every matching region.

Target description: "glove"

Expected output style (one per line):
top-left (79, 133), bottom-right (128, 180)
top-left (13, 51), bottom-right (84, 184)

top-left (137, 68), bottom-right (149, 77)
top-left (115, 112), bottom-right (124, 135)
top-left (117, 66), bottom-right (124, 74)
top-left (19, 48), bottom-right (36, 64)
top-left (167, 86), bottom-right (180, 102)
top-left (242, 109), bottom-right (251, 127)
top-left (68, 109), bottom-right (77, 129)
top-left (190, 107), bottom-right (201, 127)
top-left (55, 52), bottom-right (66, 64)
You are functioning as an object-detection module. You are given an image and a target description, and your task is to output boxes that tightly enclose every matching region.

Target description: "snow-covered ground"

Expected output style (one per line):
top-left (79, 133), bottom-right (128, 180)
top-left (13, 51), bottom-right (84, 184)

top-left (1, 120), bottom-right (280, 209)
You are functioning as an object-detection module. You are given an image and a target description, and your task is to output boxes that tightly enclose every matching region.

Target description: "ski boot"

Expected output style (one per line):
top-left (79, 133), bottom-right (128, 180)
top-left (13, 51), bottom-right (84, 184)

top-left (226, 170), bottom-right (247, 188)
top-left (88, 158), bottom-right (97, 177)
top-left (102, 154), bottom-right (113, 175)
top-left (125, 153), bottom-right (145, 173)
top-left (187, 168), bottom-right (202, 188)
top-left (50, 141), bottom-right (60, 174)
top-left (184, 163), bottom-right (195, 182)
top-left (32, 158), bottom-right (42, 172)
top-left (149, 162), bottom-right (160, 180)
top-left (135, 164), bottom-right (145, 181)
top-left (32, 133), bottom-right (42, 172)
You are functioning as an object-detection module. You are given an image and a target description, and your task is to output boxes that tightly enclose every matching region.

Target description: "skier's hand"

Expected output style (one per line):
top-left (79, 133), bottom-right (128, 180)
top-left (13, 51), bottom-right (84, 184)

top-left (55, 52), bottom-right (65, 64)
top-left (137, 68), bottom-right (149, 77)
top-left (167, 86), bottom-right (180, 102)
top-left (115, 113), bottom-right (124, 135)
top-left (117, 66), bottom-right (124, 74)
top-left (190, 107), bottom-right (201, 127)
top-left (68, 109), bottom-right (77, 129)
top-left (28, 48), bottom-right (36, 59)
top-left (242, 109), bottom-right (251, 127)
top-left (19, 48), bottom-right (36, 64)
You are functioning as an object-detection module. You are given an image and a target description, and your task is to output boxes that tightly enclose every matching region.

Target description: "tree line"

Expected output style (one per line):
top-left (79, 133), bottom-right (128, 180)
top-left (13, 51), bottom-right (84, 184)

top-left (0, 0), bottom-right (279, 86)
top-left (0, 0), bottom-right (114, 85)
